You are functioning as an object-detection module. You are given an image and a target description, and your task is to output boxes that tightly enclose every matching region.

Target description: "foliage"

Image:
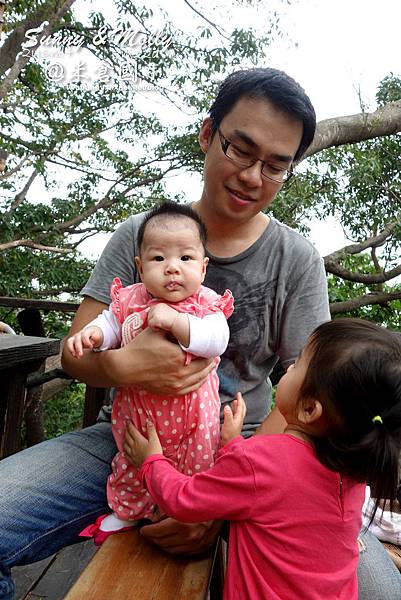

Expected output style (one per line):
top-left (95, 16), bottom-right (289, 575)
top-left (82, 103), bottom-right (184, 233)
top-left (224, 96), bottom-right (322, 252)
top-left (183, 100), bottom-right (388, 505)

top-left (271, 74), bottom-right (401, 318)
top-left (0, 0), bottom-right (275, 301)
top-left (42, 381), bottom-right (85, 439)
top-left (1, 1), bottom-right (401, 323)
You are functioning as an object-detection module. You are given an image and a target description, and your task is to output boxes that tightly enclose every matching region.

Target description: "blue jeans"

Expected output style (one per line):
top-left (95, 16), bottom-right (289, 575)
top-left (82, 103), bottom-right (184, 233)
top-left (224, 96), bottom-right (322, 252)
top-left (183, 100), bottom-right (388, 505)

top-left (1, 423), bottom-right (400, 599)
top-left (0, 423), bottom-right (116, 600)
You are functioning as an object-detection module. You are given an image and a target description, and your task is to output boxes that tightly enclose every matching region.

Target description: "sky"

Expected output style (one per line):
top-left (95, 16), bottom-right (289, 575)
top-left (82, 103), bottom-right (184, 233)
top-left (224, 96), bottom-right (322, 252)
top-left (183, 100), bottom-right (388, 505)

top-left (12, 0), bottom-right (401, 259)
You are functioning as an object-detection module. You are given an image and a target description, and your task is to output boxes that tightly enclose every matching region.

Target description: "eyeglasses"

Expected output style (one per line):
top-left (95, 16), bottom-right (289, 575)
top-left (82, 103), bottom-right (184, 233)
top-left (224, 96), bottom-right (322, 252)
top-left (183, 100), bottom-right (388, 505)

top-left (217, 128), bottom-right (294, 184)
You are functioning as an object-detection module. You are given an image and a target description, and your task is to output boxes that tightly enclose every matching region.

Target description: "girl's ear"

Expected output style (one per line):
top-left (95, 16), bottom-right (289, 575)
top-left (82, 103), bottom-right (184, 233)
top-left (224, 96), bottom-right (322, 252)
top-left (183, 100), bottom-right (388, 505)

top-left (199, 118), bottom-right (213, 154)
top-left (135, 256), bottom-right (143, 276)
top-left (297, 398), bottom-right (323, 425)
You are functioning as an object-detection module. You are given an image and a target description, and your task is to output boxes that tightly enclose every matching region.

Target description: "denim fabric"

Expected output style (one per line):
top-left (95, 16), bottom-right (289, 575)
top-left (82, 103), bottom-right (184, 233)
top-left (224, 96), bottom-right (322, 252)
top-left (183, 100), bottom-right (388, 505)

top-left (0, 423), bottom-right (116, 599)
top-left (357, 528), bottom-right (401, 599)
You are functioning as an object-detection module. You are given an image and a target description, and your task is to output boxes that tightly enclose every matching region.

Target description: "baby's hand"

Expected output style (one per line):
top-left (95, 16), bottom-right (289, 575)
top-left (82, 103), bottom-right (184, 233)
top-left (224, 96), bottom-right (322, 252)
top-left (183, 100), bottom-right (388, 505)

top-left (221, 392), bottom-right (247, 447)
top-left (124, 421), bottom-right (163, 468)
top-left (66, 325), bottom-right (104, 358)
top-left (148, 303), bottom-right (179, 332)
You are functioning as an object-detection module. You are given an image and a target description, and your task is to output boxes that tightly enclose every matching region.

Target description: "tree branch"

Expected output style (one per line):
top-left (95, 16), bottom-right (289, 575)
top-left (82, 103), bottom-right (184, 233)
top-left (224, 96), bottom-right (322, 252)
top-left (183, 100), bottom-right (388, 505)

top-left (0, 0), bottom-right (77, 100)
top-left (0, 239), bottom-right (71, 253)
top-left (324, 220), bottom-right (399, 262)
top-left (304, 101), bottom-right (401, 159)
top-left (325, 261), bottom-right (401, 284)
top-left (0, 157), bottom-right (29, 180)
top-left (182, 0), bottom-right (230, 40)
top-left (330, 290), bottom-right (401, 315)
top-left (6, 169), bottom-right (38, 212)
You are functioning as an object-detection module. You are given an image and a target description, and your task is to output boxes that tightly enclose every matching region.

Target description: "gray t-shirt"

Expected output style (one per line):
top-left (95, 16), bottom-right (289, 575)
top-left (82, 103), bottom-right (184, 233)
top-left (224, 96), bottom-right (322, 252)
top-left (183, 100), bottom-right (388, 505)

top-left (81, 213), bottom-right (330, 436)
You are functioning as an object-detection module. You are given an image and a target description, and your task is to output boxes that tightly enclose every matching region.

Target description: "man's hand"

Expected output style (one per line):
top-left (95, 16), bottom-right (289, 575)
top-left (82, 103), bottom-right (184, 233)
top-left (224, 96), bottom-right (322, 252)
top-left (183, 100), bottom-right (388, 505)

top-left (221, 392), bottom-right (246, 447)
top-left (140, 512), bottom-right (224, 555)
top-left (105, 327), bottom-right (215, 394)
top-left (123, 421), bottom-right (162, 468)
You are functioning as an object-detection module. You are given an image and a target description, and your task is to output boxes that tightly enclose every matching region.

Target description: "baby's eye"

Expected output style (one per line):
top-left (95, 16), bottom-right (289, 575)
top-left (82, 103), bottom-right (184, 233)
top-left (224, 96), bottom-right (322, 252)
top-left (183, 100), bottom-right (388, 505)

top-left (181, 255), bottom-right (192, 261)
top-left (153, 255), bottom-right (164, 262)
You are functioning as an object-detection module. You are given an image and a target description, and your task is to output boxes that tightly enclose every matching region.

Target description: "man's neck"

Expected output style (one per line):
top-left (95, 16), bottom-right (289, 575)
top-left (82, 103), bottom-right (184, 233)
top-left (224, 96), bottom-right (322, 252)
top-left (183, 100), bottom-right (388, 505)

top-left (192, 202), bottom-right (270, 258)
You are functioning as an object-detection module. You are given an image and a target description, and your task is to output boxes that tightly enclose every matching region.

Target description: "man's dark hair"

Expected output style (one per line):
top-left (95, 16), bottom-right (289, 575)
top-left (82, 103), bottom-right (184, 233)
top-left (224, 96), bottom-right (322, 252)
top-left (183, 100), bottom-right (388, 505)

top-left (209, 68), bottom-right (316, 162)
top-left (137, 201), bottom-right (208, 253)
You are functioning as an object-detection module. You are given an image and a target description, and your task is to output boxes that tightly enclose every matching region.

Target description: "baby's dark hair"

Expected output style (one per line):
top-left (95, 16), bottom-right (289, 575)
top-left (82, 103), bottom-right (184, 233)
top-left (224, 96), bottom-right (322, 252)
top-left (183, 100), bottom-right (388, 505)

top-left (300, 318), bottom-right (401, 519)
top-left (137, 202), bottom-right (208, 254)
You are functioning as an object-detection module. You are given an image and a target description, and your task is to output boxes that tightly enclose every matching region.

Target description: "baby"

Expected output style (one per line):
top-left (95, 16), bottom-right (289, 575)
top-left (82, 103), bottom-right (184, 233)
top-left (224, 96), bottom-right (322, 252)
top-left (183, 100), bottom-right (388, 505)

top-left (67, 202), bottom-right (234, 544)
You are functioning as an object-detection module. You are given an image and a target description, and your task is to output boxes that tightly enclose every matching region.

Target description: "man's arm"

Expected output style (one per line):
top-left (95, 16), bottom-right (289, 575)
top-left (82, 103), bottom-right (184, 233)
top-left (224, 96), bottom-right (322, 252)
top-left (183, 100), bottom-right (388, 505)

top-left (61, 297), bottom-right (215, 394)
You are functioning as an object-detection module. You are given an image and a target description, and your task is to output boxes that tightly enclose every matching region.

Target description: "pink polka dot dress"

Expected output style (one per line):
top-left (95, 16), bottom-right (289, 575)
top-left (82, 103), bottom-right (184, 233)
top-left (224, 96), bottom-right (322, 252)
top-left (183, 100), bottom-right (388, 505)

top-left (107, 278), bottom-right (234, 521)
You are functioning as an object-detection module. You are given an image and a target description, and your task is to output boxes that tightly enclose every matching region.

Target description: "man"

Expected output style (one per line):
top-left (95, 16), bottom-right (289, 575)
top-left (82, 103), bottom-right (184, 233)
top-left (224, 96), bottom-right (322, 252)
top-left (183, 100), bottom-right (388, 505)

top-left (0, 68), bottom-right (399, 599)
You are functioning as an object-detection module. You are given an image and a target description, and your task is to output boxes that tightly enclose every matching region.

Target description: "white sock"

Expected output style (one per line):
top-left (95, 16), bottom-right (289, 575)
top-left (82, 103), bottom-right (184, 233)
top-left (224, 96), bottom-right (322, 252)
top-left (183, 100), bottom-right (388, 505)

top-left (100, 513), bottom-right (135, 532)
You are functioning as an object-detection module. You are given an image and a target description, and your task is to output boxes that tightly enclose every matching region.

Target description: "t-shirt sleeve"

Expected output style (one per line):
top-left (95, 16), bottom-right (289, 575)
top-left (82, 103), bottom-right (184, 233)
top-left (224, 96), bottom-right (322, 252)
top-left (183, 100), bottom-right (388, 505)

top-left (278, 254), bottom-right (330, 369)
top-left (80, 216), bottom-right (141, 304)
top-left (139, 437), bottom-right (256, 522)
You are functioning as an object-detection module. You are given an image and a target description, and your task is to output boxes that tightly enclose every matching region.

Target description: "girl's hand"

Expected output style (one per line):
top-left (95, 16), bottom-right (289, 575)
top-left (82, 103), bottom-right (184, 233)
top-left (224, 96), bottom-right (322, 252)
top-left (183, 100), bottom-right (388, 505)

top-left (123, 421), bottom-right (163, 468)
top-left (66, 325), bottom-right (104, 358)
top-left (221, 392), bottom-right (247, 447)
top-left (148, 304), bottom-right (179, 332)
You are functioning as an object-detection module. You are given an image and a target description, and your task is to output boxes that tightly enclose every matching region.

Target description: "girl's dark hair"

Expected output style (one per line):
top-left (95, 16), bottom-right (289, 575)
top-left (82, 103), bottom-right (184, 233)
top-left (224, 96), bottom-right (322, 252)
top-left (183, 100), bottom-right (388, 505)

top-left (209, 68), bottom-right (316, 162)
top-left (137, 201), bottom-right (208, 254)
top-left (301, 318), bottom-right (401, 521)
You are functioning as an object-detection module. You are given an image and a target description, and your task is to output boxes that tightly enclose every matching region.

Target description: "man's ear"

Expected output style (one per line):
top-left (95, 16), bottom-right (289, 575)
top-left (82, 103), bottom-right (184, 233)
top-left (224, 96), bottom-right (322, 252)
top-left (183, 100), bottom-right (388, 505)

top-left (135, 256), bottom-right (143, 277)
top-left (199, 117), bottom-right (213, 154)
top-left (201, 256), bottom-right (209, 282)
top-left (297, 398), bottom-right (323, 425)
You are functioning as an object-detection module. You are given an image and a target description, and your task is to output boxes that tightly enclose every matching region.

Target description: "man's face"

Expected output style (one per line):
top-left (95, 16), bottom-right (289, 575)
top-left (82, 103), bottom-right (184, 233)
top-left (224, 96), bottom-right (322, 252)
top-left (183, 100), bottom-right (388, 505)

top-left (199, 96), bottom-right (303, 224)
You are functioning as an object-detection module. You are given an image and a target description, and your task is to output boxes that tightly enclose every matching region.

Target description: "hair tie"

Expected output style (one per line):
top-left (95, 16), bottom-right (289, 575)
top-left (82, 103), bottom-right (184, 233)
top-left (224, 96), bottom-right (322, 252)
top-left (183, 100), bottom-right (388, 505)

top-left (372, 415), bottom-right (383, 425)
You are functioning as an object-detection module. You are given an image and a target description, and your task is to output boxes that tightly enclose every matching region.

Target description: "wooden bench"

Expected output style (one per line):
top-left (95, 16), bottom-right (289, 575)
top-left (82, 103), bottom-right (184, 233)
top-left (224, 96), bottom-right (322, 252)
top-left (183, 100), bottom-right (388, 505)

top-left (64, 529), bottom-right (225, 600)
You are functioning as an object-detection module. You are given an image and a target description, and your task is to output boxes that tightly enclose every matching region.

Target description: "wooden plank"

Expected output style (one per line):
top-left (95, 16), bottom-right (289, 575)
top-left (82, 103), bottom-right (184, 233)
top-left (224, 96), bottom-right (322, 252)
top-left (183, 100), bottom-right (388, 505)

top-left (1, 368), bottom-right (27, 456)
top-left (0, 336), bottom-right (60, 369)
top-left (64, 529), bottom-right (216, 600)
top-left (12, 556), bottom-right (54, 600)
top-left (0, 297), bottom-right (79, 313)
top-left (17, 542), bottom-right (98, 600)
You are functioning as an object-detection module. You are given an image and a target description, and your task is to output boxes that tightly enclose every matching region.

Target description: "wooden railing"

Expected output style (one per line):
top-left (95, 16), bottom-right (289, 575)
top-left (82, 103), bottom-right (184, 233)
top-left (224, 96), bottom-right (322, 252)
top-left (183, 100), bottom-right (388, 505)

top-left (0, 296), bottom-right (108, 458)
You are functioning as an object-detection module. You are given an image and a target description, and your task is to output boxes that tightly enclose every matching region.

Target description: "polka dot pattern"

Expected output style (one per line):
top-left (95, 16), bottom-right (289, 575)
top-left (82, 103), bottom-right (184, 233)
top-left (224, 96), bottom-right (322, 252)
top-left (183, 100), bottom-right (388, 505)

top-left (106, 283), bottom-right (233, 522)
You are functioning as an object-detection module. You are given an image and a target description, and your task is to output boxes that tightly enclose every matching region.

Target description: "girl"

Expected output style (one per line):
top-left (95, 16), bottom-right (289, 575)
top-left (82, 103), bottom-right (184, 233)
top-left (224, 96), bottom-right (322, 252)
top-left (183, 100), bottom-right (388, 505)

top-left (125, 318), bottom-right (401, 600)
top-left (66, 202), bottom-right (233, 544)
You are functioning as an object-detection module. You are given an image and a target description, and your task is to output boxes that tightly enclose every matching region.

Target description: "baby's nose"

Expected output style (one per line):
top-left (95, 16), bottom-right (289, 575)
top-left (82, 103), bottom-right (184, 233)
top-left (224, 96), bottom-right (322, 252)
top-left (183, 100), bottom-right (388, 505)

top-left (165, 259), bottom-right (180, 273)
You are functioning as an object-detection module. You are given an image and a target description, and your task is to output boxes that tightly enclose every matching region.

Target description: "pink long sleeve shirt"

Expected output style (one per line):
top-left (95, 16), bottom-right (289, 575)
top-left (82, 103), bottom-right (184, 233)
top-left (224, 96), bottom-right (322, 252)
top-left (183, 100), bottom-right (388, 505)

top-left (139, 435), bottom-right (365, 600)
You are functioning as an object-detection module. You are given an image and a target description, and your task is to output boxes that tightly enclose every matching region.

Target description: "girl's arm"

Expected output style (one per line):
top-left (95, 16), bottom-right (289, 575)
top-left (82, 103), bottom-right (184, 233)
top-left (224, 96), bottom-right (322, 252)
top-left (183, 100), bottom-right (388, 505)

top-left (139, 437), bottom-right (255, 523)
top-left (139, 441), bottom-right (255, 523)
top-left (124, 409), bottom-right (254, 523)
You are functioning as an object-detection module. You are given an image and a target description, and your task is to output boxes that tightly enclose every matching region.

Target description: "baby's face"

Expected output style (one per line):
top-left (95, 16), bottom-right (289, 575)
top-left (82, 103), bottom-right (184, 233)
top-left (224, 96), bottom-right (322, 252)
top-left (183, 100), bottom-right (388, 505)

top-left (135, 219), bottom-right (208, 302)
